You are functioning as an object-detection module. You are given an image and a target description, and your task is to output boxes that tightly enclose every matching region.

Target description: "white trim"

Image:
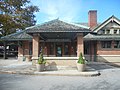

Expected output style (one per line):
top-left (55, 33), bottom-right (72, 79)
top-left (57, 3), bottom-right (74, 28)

top-left (18, 55), bottom-right (23, 57)
top-left (114, 18), bottom-right (120, 25)
top-left (32, 57), bottom-right (38, 60)
top-left (94, 19), bottom-right (112, 32)
top-left (31, 57), bottom-right (78, 60)
top-left (94, 17), bottom-right (120, 33)
top-left (44, 57), bottom-right (78, 60)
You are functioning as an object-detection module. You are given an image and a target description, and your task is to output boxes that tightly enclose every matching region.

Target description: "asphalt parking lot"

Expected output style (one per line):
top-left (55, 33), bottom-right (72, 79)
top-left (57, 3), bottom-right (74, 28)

top-left (0, 58), bottom-right (120, 90)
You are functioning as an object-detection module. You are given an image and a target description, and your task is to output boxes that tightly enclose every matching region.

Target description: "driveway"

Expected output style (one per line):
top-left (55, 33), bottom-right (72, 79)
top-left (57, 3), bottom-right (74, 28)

top-left (0, 71), bottom-right (120, 90)
top-left (0, 58), bottom-right (120, 90)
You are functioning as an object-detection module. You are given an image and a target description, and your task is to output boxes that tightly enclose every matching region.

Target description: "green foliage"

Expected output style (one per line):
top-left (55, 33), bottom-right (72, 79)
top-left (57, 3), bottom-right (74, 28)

top-left (18, 41), bottom-right (23, 47)
top-left (0, 0), bottom-right (39, 36)
top-left (38, 52), bottom-right (46, 64)
top-left (77, 52), bottom-right (85, 64)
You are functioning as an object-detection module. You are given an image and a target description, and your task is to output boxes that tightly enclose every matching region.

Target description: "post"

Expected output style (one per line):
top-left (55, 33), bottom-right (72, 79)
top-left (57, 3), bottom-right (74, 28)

top-left (18, 41), bottom-right (24, 61)
top-left (24, 41), bottom-right (31, 62)
top-left (77, 33), bottom-right (84, 57)
top-left (32, 34), bottom-right (40, 65)
top-left (3, 41), bottom-right (7, 59)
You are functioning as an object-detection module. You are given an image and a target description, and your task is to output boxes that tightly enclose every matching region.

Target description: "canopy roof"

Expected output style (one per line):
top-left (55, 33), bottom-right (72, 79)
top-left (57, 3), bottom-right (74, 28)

top-left (26, 19), bottom-right (91, 33)
top-left (1, 19), bottom-right (91, 41)
top-left (84, 33), bottom-right (120, 41)
top-left (1, 30), bottom-right (32, 41)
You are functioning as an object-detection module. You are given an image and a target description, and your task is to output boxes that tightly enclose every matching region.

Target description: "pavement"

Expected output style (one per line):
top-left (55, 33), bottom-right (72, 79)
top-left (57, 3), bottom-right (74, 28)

top-left (0, 57), bottom-right (119, 76)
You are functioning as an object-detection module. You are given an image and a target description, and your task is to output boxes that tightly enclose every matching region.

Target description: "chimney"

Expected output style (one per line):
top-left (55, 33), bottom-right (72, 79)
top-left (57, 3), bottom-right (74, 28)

top-left (88, 10), bottom-right (97, 29)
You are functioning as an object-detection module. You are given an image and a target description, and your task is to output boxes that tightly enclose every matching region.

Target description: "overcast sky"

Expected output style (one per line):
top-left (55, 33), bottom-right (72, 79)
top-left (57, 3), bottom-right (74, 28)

top-left (31, 0), bottom-right (120, 24)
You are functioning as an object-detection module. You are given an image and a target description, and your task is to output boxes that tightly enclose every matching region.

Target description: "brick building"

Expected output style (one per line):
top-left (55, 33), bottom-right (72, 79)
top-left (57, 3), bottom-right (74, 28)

top-left (1, 10), bottom-right (120, 67)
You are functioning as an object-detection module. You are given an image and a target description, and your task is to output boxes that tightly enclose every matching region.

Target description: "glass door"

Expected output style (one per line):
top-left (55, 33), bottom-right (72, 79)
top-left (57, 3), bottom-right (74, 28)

top-left (56, 45), bottom-right (62, 57)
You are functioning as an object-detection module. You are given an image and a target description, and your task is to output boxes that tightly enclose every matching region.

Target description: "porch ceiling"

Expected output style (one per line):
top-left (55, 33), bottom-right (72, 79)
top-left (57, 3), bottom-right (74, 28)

top-left (40, 32), bottom-right (77, 40)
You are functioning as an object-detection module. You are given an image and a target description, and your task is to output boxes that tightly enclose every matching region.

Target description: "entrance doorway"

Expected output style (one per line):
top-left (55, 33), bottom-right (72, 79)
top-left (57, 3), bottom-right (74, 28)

top-left (56, 45), bottom-right (62, 57)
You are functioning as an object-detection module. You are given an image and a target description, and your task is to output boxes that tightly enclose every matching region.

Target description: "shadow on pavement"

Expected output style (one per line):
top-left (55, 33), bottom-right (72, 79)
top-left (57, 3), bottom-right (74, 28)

top-left (87, 62), bottom-right (118, 71)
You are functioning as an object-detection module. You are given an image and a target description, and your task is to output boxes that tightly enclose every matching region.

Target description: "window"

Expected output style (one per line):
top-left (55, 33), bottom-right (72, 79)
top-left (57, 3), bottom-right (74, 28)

top-left (84, 42), bottom-right (90, 54)
top-left (64, 44), bottom-right (69, 55)
top-left (49, 43), bottom-right (54, 55)
top-left (114, 41), bottom-right (120, 48)
top-left (29, 42), bottom-right (32, 55)
top-left (39, 43), bottom-right (44, 54)
top-left (106, 30), bottom-right (110, 34)
top-left (101, 41), bottom-right (112, 48)
top-left (102, 30), bottom-right (105, 34)
top-left (114, 30), bottom-right (117, 34)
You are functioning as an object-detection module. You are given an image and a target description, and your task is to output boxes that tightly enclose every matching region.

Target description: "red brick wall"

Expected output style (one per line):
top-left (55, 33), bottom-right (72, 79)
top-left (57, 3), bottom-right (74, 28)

top-left (32, 34), bottom-right (39, 57)
top-left (97, 50), bottom-right (120, 55)
top-left (18, 46), bottom-right (23, 56)
top-left (89, 41), bottom-right (95, 61)
top-left (23, 41), bottom-right (29, 55)
top-left (97, 41), bottom-right (120, 55)
top-left (77, 33), bottom-right (84, 56)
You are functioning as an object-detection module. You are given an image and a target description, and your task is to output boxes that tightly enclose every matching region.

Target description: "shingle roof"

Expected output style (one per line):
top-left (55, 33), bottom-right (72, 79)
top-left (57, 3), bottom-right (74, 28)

top-left (26, 19), bottom-right (91, 33)
top-left (1, 30), bottom-right (32, 41)
top-left (76, 23), bottom-right (101, 28)
top-left (84, 33), bottom-right (120, 40)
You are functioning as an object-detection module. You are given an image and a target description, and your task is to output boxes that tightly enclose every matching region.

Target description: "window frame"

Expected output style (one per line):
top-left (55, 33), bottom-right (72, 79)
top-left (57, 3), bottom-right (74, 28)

top-left (64, 43), bottom-right (69, 55)
top-left (106, 29), bottom-right (110, 34)
top-left (114, 41), bottom-right (120, 48)
top-left (49, 43), bottom-right (54, 55)
top-left (101, 41), bottom-right (112, 49)
top-left (114, 30), bottom-right (117, 34)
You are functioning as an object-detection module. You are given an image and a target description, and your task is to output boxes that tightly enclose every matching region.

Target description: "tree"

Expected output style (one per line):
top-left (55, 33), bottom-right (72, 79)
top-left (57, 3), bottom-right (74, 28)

top-left (0, 0), bottom-right (39, 36)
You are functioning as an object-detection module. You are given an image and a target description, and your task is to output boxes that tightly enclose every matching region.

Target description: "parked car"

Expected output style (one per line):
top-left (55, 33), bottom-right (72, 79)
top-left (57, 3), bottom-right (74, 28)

top-left (0, 47), bottom-right (18, 57)
top-left (0, 46), bottom-right (4, 55)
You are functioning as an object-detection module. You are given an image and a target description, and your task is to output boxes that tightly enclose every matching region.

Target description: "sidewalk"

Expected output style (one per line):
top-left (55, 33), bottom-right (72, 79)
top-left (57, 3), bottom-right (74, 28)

top-left (2, 58), bottom-right (118, 76)
top-left (0, 60), bottom-right (100, 76)
top-left (34, 69), bottom-right (100, 76)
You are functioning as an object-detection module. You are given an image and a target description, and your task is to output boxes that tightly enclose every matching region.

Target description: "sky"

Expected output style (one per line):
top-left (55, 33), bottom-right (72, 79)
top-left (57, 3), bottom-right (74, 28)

top-left (31, 0), bottom-right (120, 24)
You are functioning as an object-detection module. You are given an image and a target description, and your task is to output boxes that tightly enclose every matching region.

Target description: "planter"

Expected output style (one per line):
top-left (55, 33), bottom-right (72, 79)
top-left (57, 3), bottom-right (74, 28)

top-left (36, 64), bottom-right (45, 72)
top-left (77, 63), bottom-right (85, 72)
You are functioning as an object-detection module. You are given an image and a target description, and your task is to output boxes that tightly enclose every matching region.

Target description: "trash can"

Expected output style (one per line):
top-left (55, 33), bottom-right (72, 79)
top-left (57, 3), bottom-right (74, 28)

top-left (23, 56), bottom-right (26, 61)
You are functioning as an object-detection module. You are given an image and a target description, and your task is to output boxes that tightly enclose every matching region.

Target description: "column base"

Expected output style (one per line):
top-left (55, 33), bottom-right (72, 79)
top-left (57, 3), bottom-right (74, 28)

top-left (24, 55), bottom-right (32, 62)
top-left (32, 57), bottom-right (38, 65)
top-left (18, 55), bottom-right (24, 62)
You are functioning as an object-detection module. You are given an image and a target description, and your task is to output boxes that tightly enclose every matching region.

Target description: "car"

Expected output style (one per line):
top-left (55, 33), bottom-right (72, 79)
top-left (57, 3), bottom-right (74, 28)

top-left (0, 47), bottom-right (4, 56)
top-left (0, 47), bottom-right (18, 57)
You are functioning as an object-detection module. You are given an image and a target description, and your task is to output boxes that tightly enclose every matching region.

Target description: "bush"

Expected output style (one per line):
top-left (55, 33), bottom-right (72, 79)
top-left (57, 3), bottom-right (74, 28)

top-left (38, 52), bottom-right (46, 64)
top-left (77, 52), bottom-right (85, 64)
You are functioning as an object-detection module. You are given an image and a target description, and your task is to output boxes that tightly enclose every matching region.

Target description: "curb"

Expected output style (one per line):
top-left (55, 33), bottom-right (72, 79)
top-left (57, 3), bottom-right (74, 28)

top-left (0, 70), bottom-right (101, 77)
top-left (34, 71), bottom-right (101, 77)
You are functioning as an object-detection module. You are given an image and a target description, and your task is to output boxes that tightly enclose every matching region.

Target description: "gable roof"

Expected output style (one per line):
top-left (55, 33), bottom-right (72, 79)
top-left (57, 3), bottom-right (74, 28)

top-left (1, 30), bottom-right (32, 41)
top-left (93, 15), bottom-right (120, 32)
top-left (26, 19), bottom-right (91, 33)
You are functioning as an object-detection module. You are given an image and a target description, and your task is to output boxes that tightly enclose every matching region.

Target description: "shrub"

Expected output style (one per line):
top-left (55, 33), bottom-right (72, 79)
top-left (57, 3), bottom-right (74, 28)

top-left (77, 52), bottom-right (85, 64)
top-left (38, 52), bottom-right (46, 64)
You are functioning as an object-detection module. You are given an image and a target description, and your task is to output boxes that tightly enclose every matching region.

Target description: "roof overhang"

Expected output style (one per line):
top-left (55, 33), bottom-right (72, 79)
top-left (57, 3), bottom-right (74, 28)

top-left (1, 30), bottom-right (32, 41)
top-left (84, 33), bottom-right (120, 41)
